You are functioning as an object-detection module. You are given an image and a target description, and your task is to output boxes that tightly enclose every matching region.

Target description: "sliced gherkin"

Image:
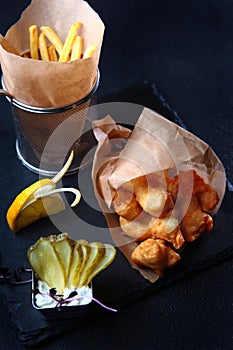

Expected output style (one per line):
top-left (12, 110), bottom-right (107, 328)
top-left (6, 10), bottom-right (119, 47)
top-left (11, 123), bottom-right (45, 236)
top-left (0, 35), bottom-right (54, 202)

top-left (78, 242), bottom-right (106, 287)
top-left (75, 239), bottom-right (91, 286)
top-left (48, 233), bottom-right (73, 284)
top-left (27, 237), bottom-right (65, 294)
top-left (67, 241), bottom-right (83, 289)
top-left (28, 234), bottom-right (117, 294)
top-left (85, 244), bottom-right (116, 286)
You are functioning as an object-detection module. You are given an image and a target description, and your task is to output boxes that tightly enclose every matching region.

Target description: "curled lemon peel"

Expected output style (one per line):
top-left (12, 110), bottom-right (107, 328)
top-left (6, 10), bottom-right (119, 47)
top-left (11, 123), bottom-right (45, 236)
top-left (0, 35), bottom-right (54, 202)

top-left (23, 151), bottom-right (80, 209)
top-left (52, 150), bottom-right (74, 184)
top-left (6, 150), bottom-right (81, 233)
top-left (34, 187), bottom-right (81, 207)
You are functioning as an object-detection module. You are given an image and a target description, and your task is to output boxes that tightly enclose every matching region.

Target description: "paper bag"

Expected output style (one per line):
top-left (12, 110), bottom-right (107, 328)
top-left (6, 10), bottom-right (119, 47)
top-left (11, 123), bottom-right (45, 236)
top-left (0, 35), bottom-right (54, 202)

top-left (91, 109), bottom-right (226, 282)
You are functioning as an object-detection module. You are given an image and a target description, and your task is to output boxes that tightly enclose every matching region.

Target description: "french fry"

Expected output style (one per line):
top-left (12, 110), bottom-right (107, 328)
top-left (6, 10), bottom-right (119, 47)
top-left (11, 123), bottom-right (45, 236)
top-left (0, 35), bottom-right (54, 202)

top-left (59, 22), bottom-right (82, 62)
top-left (40, 26), bottom-right (63, 56)
top-left (27, 23), bottom-right (96, 62)
top-left (70, 35), bottom-right (83, 61)
top-left (22, 52), bottom-right (31, 58)
top-left (29, 25), bottom-right (39, 60)
top-left (39, 33), bottom-right (50, 61)
top-left (83, 45), bottom-right (96, 59)
top-left (48, 45), bottom-right (58, 61)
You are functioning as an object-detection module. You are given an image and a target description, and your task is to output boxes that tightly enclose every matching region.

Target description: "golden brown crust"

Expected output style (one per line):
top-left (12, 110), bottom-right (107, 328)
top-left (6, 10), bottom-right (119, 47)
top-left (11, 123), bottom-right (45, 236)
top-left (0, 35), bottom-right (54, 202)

top-left (131, 238), bottom-right (181, 277)
top-left (131, 175), bottom-right (174, 218)
top-left (166, 170), bottom-right (219, 213)
top-left (192, 171), bottom-right (219, 213)
top-left (180, 195), bottom-right (213, 242)
top-left (165, 173), bottom-right (179, 202)
top-left (149, 217), bottom-right (185, 250)
top-left (119, 212), bottom-right (152, 241)
top-left (110, 169), bottom-right (219, 277)
top-left (112, 187), bottom-right (142, 220)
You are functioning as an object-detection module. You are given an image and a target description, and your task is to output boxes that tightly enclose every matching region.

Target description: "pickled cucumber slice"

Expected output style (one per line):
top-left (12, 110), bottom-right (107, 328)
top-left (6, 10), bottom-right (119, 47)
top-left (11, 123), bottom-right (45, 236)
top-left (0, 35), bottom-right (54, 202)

top-left (67, 241), bottom-right (83, 289)
top-left (78, 242), bottom-right (106, 287)
top-left (75, 239), bottom-right (91, 287)
top-left (48, 233), bottom-right (73, 284)
top-left (86, 244), bottom-right (116, 286)
top-left (28, 234), bottom-right (116, 293)
top-left (28, 237), bottom-right (65, 294)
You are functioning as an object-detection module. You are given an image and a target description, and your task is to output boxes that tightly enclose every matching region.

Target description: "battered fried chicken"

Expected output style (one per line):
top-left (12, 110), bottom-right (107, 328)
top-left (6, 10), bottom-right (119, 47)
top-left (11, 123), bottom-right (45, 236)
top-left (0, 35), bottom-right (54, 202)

top-left (131, 238), bottom-right (181, 277)
top-left (149, 217), bottom-right (185, 250)
top-left (166, 170), bottom-right (219, 213)
top-left (192, 171), bottom-right (219, 213)
top-left (131, 175), bottom-right (174, 218)
top-left (119, 212), bottom-right (152, 241)
top-left (165, 169), bottom-right (193, 201)
top-left (112, 187), bottom-right (142, 221)
top-left (180, 195), bottom-right (213, 242)
top-left (115, 169), bottom-right (219, 277)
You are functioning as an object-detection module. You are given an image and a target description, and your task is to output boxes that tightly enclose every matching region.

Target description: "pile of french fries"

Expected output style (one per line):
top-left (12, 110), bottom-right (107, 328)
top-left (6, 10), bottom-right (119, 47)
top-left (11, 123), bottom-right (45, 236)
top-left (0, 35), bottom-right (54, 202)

top-left (23, 22), bottom-right (96, 62)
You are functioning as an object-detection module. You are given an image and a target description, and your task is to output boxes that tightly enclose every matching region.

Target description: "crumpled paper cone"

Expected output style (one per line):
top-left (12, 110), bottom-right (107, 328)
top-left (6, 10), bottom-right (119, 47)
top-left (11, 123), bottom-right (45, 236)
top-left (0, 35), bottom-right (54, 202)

top-left (0, 0), bottom-right (104, 107)
top-left (91, 110), bottom-right (226, 282)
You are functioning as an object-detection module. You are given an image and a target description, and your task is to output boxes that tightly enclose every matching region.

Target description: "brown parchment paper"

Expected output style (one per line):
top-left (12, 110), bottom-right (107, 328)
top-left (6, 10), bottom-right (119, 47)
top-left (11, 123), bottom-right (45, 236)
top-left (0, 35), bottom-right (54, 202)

top-left (91, 109), bottom-right (226, 282)
top-left (0, 0), bottom-right (104, 107)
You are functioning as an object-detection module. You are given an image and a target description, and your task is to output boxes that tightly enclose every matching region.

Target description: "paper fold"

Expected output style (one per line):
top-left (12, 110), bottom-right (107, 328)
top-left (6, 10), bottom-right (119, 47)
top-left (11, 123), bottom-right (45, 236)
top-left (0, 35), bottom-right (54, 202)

top-left (0, 0), bottom-right (104, 107)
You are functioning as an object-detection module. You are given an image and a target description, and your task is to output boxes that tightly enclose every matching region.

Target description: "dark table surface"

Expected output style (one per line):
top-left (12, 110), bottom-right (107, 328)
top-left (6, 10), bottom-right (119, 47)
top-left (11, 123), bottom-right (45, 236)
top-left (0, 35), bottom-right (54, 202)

top-left (0, 0), bottom-right (233, 349)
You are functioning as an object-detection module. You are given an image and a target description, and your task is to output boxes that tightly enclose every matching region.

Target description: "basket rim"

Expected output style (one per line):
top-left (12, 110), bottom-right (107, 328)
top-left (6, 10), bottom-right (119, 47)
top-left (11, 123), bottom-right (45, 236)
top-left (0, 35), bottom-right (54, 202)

top-left (1, 69), bottom-right (100, 114)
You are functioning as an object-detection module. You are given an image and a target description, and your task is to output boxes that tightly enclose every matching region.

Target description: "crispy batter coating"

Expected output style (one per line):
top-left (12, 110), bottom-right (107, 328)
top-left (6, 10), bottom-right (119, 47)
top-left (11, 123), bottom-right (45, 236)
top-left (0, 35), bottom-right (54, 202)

top-left (131, 238), bottom-right (181, 277)
top-left (180, 195), bottom-right (213, 242)
top-left (149, 217), bottom-right (185, 250)
top-left (192, 171), bottom-right (219, 213)
top-left (131, 175), bottom-right (174, 218)
top-left (112, 169), bottom-right (219, 276)
top-left (166, 170), bottom-right (219, 213)
top-left (165, 173), bottom-right (179, 202)
top-left (119, 212), bottom-right (152, 241)
top-left (166, 170), bottom-right (193, 202)
top-left (112, 187), bottom-right (142, 220)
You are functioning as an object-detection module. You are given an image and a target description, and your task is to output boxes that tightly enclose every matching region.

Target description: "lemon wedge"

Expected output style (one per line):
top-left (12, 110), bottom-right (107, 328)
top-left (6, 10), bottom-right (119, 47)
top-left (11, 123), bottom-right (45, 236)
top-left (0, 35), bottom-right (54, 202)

top-left (6, 151), bottom-right (81, 233)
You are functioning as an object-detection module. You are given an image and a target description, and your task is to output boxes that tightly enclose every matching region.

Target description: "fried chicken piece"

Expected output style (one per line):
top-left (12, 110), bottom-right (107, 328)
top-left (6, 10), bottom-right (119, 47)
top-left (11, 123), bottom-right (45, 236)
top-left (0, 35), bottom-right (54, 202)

top-left (131, 238), bottom-right (181, 277)
top-left (149, 217), bottom-right (185, 250)
top-left (165, 173), bottom-right (179, 202)
top-left (166, 170), bottom-right (194, 202)
top-left (112, 187), bottom-right (142, 220)
top-left (180, 195), bottom-right (213, 242)
top-left (166, 170), bottom-right (219, 213)
top-left (147, 171), bottom-right (169, 188)
top-left (122, 171), bottom-right (168, 192)
top-left (119, 212), bottom-right (152, 241)
top-left (131, 175), bottom-right (174, 218)
top-left (192, 171), bottom-right (219, 213)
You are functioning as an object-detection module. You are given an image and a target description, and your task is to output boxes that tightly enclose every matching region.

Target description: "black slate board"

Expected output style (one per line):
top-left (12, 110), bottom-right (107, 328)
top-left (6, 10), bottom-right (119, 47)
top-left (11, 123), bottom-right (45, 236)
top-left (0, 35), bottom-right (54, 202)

top-left (0, 82), bottom-right (232, 346)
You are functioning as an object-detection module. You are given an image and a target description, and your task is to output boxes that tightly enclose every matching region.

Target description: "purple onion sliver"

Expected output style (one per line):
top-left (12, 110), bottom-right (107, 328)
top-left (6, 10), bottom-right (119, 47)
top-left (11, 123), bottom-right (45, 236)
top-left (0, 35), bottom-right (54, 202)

top-left (36, 291), bottom-right (117, 312)
top-left (10, 279), bottom-right (32, 285)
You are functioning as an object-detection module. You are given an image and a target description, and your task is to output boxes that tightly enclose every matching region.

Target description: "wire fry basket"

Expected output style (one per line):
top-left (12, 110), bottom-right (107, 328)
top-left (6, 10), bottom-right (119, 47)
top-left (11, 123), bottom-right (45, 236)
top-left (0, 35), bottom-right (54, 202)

top-left (1, 70), bottom-right (99, 176)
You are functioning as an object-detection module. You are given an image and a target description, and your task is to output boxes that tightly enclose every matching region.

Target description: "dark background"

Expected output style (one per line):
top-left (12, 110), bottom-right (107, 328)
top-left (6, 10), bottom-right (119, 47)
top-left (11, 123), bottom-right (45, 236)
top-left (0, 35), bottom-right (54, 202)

top-left (0, 0), bottom-right (233, 349)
